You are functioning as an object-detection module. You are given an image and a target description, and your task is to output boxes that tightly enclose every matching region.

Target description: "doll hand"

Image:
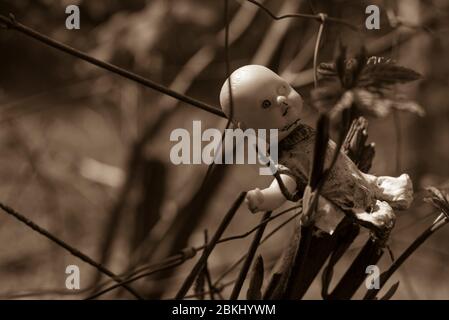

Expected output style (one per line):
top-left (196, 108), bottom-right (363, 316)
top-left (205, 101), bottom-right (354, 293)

top-left (246, 188), bottom-right (264, 213)
top-left (375, 174), bottom-right (413, 210)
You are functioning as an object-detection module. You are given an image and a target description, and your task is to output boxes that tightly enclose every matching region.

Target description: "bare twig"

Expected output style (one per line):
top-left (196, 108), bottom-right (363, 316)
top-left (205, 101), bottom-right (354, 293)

top-left (86, 260), bottom-right (184, 300)
top-left (175, 192), bottom-right (247, 299)
top-left (280, 30), bottom-right (316, 81)
top-left (0, 202), bottom-right (143, 299)
top-left (0, 14), bottom-right (224, 118)
top-left (290, 12), bottom-right (439, 87)
top-left (251, 0), bottom-right (303, 66)
top-left (244, 0), bottom-right (359, 31)
top-left (230, 211), bottom-right (272, 299)
top-left (327, 236), bottom-right (383, 299)
top-left (202, 231), bottom-right (216, 300)
top-left (364, 214), bottom-right (448, 300)
top-left (206, 204), bottom-right (302, 247)
top-left (182, 281), bottom-right (235, 300)
top-left (113, 0), bottom-right (263, 293)
top-left (120, 204), bottom-right (299, 287)
top-left (313, 14), bottom-right (326, 88)
top-left (214, 208), bottom-right (302, 286)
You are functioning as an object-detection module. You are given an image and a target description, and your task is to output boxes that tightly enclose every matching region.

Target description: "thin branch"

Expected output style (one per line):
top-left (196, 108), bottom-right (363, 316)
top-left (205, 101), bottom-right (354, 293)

top-left (0, 202), bottom-right (143, 300)
top-left (120, 0), bottom-right (262, 285)
top-left (0, 14), bottom-right (225, 118)
top-left (93, 0), bottom-right (262, 290)
top-left (120, 204), bottom-right (300, 288)
top-left (123, 248), bottom-right (195, 280)
top-left (182, 281), bottom-right (235, 300)
top-left (107, 208), bottom-right (299, 298)
top-left (86, 260), bottom-right (184, 300)
top-left (214, 209), bottom-right (302, 286)
top-left (313, 14), bottom-right (326, 88)
top-left (251, 0), bottom-right (303, 66)
top-left (280, 29), bottom-right (316, 82)
top-left (175, 192), bottom-right (247, 299)
top-left (196, 0), bottom-right (235, 190)
top-left (290, 12), bottom-right (439, 87)
top-left (195, 204), bottom-right (302, 250)
top-left (230, 211), bottom-right (272, 299)
top-left (364, 215), bottom-right (448, 300)
top-left (244, 0), bottom-right (360, 31)
top-left (202, 230), bottom-right (216, 300)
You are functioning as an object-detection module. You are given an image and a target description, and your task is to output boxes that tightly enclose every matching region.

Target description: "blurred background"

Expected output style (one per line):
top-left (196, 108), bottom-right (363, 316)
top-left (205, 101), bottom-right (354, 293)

top-left (0, 0), bottom-right (448, 299)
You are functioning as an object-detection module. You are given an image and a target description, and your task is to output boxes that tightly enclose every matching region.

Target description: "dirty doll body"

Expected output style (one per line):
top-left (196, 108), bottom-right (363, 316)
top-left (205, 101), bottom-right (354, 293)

top-left (220, 65), bottom-right (413, 234)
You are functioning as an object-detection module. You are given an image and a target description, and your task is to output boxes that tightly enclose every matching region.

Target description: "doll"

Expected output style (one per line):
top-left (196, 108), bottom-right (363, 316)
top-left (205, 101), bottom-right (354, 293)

top-left (219, 65), bottom-right (413, 235)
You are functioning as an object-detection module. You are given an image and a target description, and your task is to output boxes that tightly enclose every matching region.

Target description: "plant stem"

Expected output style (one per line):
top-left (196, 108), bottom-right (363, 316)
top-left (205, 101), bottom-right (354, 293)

top-left (328, 237), bottom-right (383, 299)
top-left (230, 211), bottom-right (272, 299)
top-left (364, 215), bottom-right (448, 300)
top-left (0, 14), bottom-right (224, 118)
top-left (175, 192), bottom-right (246, 299)
top-left (0, 202), bottom-right (143, 300)
top-left (313, 14), bottom-right (326, 88)
top-left (244, 0), bottom-right (359, 31)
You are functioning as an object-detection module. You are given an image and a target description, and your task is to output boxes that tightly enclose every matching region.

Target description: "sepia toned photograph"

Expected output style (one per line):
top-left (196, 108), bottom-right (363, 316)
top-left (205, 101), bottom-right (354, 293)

top-left (0, 0), bottom-right (448, 305)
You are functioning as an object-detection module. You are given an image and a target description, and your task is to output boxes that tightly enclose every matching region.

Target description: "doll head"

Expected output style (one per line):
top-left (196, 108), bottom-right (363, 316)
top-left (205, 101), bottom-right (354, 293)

top-left (220, 65), bottom-right (303, 139)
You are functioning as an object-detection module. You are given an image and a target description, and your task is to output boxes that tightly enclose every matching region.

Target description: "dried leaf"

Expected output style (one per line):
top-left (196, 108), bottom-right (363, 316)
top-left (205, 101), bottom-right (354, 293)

top-left (317, 62), bottom-right (338, 78)
top-left (354, 89), bottom-right (391, 117)
top-left (380, 281), bottom-right (400, 300)
top-left (321, 265), bottom-right (334, 299)
top-left (247, 255), bottom-right (264, 300)
top-left (393, 100), bottom-right (425, 116)
top-left (359, 63), bottom-right (421, 88)
top-left (329, 90), bottom-right (354, 119)
top-left (314, 52), bottom-right (422, 118)
top-left (366, 56), bottom-right (394, 65)
top-left (320, 54), bottom-right (421, 87)
top-left (354, 89), bottom-right (425, 117)
top-left (313, 49), bottom-right (424, 120)
top-left (425, 187), bottom-right (449, 218)
top-left (263, 272), bottom-right (282, 299)
top-left (341, 117), bottom-right (375, 173)
top-left (358, 144), bottom-right (375, 173)
top-left (310, 83), bottom-right (343, 112)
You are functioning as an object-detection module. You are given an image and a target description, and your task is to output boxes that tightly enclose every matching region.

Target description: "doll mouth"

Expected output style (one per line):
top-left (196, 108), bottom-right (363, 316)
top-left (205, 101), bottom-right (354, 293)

top-left (280, 118), bottom-right (301, 131)
top-left (281, 102), bottom-right (290, 116)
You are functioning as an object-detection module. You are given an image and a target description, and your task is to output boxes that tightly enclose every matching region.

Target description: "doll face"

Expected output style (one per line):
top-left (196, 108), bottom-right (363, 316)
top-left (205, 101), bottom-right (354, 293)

top-left (220, 65), bottom-right (303, 140)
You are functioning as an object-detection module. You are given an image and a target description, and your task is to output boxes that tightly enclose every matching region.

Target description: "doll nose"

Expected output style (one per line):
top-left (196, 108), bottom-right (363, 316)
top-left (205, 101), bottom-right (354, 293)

top-left (276, 95), bottom-right (287, 106)
top-left (277, 96), bottom-right (290, 116)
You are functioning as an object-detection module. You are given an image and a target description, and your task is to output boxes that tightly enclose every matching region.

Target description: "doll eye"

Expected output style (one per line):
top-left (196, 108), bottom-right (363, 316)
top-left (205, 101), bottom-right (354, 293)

top-left (262, 99), bottom-right (272, 109)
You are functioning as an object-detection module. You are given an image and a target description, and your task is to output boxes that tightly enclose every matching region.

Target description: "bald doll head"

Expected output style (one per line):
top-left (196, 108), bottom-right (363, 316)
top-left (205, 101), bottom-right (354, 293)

top-left (220, 65), bottom-right (303, 139)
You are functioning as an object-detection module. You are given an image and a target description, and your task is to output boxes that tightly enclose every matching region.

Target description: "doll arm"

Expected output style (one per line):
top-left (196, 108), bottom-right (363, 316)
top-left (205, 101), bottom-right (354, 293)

top-left (246, 174), bottom-right (297, 213)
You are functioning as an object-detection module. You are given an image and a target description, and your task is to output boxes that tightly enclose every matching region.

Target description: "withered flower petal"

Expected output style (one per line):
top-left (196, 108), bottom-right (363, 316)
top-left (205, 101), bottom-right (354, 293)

top-left (425, 187), bottom-right (449, 219)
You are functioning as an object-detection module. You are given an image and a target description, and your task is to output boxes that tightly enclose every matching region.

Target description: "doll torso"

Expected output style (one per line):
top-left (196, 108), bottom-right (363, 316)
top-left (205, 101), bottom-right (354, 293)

top-left (278, 124), bottom-right (376, 211)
